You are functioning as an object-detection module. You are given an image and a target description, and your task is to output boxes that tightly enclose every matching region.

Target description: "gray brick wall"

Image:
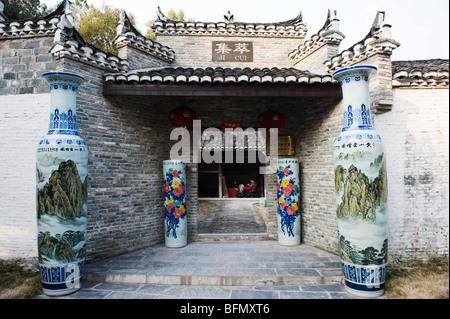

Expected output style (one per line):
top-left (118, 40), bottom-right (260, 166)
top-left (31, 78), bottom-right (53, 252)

top-left (156, 35), bottom-right (302, 68)
top-left (117, 45), bottom-right (172, 70)
top-left (295, 98), bottom-right (342, 254)
top-left (0, 36), bottom-right (56, 95)
top-left (293, 43), bottom-right (340, 74)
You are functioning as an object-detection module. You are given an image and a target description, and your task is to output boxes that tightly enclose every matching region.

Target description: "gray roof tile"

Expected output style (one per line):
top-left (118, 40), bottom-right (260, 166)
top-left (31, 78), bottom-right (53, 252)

top-left (104, 67), bottom-right (334, 84)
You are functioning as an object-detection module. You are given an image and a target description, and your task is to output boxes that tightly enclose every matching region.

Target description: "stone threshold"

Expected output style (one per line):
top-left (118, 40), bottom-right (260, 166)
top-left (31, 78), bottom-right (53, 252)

top-left (84, 272), bottom-right (343, 287)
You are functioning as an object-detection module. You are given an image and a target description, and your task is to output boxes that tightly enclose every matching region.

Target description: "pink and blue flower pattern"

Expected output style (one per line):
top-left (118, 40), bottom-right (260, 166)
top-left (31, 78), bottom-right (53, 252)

top-left (164, 168), bottom-right (187, 239)
top-left (277, 164), bottom-right (300, 238)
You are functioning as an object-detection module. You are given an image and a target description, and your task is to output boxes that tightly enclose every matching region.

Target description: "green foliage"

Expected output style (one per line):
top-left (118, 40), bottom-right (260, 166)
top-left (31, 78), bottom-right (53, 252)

top-left (167, 9), bottom-right (187, 21)
top-left (145, 9), bottom-right (189, 40)
top-left (77, 4), bottom-right (136, 55)
top-left (385, 269), bottom-right (400, 282)
top-left (68, 0), bottom-right (89, 24)
top-left (1, 0), bottom-right (51, 20)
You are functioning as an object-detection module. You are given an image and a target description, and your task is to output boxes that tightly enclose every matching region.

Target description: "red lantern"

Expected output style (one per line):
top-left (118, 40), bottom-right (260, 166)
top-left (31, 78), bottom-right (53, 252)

top-left (169, 107), bottom-right (197, 128)
top-left (257, 110), bottom-right (286, 131)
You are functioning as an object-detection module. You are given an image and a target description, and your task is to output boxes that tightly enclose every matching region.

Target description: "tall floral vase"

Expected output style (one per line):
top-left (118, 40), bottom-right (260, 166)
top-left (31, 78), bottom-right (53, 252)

top-left (332, 65), bottom-right (388, 298)
top-left (277, 158), bottom-right (300, 246)
top-left (36, 72), bottom-right (88, 296)
top-left (163, 160), bottom-right (187, 248)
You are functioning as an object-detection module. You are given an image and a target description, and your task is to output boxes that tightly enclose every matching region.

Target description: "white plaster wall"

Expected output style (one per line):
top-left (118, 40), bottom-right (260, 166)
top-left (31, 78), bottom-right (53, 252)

top-left (376, 88), bottom-right (449, 263)
top-left (0, 94), bottom-right (49, 259)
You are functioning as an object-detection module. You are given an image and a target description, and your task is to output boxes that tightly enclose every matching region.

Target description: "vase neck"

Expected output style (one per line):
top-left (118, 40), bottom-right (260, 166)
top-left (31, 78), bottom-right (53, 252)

top-left (332, 66), bottom-right (377, 132)
top-left (340, 99), bottom-right (373, 132)
top-left (43, 72), bottom-right (84, 136)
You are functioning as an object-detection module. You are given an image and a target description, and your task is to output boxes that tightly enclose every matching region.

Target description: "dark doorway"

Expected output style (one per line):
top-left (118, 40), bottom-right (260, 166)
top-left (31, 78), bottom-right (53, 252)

top-left (198, 151), bottom-right (265, 198)
top-left (198, 172), bottom-right (219, 197)
top-left (198, 162), bottom-right (220, 197)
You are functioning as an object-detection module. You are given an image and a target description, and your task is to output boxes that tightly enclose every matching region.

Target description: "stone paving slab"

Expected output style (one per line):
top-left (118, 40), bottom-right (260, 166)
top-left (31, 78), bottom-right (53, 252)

top-left (82, 241), bottom-right (343, 287)
top-left (35, 281), bottom-right (361, 299)
top-left (198, 200), bottom-right (266, 234)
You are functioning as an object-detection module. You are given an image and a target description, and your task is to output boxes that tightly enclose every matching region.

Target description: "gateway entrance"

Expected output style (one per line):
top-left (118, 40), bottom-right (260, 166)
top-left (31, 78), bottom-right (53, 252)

top-left (198, 150), bottom-right (265, 199)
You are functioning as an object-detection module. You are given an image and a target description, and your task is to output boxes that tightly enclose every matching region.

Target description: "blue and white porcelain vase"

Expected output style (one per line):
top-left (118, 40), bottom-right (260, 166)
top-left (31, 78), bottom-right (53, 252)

top-left (36, 72), bottom-right (88, 296)
top-left (332, 66), bottom-right (388, 298)
top-left (163, 160), bottom-right (187, 248)
top-left (277, 158), bottom-right (300, 246)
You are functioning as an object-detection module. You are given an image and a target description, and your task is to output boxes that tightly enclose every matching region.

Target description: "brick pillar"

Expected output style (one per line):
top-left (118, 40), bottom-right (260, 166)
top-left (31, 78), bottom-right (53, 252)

top-left (186, 162), bottom-right (198, 241)
top-left (265, 172), bottom-right (278, 239)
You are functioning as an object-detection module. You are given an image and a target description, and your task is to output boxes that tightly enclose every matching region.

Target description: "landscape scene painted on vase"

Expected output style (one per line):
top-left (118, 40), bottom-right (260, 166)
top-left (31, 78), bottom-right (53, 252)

top-left (36, 151), bottom-right (88, 265)
top-left (333, 147), bottom-right (388, 266)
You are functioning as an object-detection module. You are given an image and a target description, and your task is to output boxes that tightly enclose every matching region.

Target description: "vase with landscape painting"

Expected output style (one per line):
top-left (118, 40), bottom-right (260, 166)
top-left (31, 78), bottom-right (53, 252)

top-left (36, 72), bottom-right (88, 296)
top-left (332, 65), bottom-right (388, 298)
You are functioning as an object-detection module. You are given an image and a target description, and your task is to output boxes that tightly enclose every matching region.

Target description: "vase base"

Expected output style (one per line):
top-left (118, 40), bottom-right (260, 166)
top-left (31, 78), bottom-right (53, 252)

top-left (42, 284), bottom-right (82, 297)
top-left (165, 244), bottom-right (187, 249)
top-left (278, 242), bottom-right (300, 247)
top-left (344, 279), bottom-right (385, 298)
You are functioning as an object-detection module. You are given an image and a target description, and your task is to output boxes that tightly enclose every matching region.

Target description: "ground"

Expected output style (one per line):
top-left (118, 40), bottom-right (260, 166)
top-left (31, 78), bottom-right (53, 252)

top-left (1, 258), bottom-right (447, 299)
top-left (385, 263), bottom-right (449, 299)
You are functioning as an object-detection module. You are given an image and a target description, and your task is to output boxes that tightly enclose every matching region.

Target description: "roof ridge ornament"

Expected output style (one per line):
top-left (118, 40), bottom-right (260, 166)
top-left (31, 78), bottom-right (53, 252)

top-left (156, 6), bottom-right (168, 22)
top-left (328, 9), bottom-right (337, 20)
top-left (61, 0), bottom-right (72, 15)
top-left (53, 3), bottom-right (74, 43)
top-left (114, 9), bottom-right (176, 64)
top-left (295, 10), bottom-right (303, 22)
top-left (370, 11), bottom-right (385, 34)
top-left (288, 9), bottom-right (344, 66)
top-left (224, 11), bottom-right (234, 23)
top-left (117, 10), bottom-right (133, 35)
top-left (324, 9), bottom-right (339, 31)
top-left (323, 11), bottom-right (400, 76)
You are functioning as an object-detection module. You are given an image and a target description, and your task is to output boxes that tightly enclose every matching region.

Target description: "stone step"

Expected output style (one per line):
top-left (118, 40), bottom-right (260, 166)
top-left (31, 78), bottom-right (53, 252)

top-left (83, 241), bottom-right (343, 287)
top-left (196, 233), bottom-right (271, 242)
top-left (84, 270), bottom-right (343, 287)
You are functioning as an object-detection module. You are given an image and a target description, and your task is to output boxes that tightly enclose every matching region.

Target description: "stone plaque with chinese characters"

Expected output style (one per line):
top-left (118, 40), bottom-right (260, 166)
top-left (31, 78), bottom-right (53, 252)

top-left (212, 41), bottom-right (253, 62)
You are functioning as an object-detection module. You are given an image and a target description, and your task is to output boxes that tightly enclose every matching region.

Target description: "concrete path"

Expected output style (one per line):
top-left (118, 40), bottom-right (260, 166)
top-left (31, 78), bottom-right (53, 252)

top-left (198, 200), bottom-right (266, 234)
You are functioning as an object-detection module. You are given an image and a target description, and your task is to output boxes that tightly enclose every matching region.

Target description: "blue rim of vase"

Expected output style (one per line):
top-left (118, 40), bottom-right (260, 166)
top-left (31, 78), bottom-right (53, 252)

top-left (163, 160), bottom-right (185, 164)
top-left (42, 72), bottom-right (85, 81)
top-left (332, 65), bottom-right (378, 79)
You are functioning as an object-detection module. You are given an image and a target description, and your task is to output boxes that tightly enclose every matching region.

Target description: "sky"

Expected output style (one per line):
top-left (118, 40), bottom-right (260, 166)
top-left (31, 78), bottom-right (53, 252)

top-left (40, 0), bottom-right (449, 61)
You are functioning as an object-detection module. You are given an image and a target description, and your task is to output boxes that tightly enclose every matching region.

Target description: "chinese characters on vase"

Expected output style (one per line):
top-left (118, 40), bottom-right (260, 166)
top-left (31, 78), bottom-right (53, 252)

top-left (332, 65), bottom-right (389, 298)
